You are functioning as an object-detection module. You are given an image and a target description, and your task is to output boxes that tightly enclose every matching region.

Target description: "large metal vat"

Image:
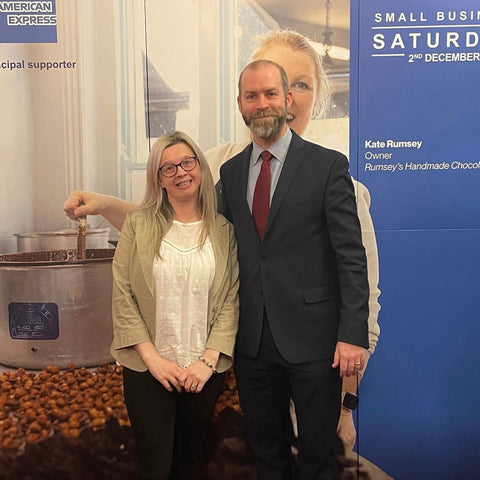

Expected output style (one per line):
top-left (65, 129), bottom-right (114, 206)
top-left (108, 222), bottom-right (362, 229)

top-left (16, 228), bottom-right (111, 252)
top-left (0, 249), bottom-right (114, 369)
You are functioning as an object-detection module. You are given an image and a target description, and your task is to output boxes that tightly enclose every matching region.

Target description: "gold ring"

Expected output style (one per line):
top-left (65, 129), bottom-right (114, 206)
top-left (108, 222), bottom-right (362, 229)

top-left (354, 362), bottom-right (361, 366)
top-left (191, 384), bottom-right (198, 389)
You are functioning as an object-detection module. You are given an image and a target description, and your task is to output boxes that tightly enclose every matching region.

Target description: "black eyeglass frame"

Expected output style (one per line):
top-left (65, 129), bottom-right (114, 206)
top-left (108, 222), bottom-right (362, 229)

top-left (158, 156), bottom-right (198, 177)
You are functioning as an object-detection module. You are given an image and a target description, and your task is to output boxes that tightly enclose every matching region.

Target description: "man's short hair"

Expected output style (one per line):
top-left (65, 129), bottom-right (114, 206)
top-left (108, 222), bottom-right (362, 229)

top-left (238, 60), bottom-right (290, 98)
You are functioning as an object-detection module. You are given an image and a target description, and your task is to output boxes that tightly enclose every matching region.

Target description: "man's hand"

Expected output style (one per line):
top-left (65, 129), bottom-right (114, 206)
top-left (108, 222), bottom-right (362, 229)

top-left (332, 342), bottom-right (366, 377)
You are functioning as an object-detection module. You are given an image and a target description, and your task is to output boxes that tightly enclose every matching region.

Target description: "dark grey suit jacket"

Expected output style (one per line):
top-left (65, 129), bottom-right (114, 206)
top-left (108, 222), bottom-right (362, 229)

top-left (219, 130), bottom-right (369, 363)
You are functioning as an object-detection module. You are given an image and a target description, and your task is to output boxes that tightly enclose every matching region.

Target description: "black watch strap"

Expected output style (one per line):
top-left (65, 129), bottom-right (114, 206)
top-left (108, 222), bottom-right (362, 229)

top-left (341, 392), bottom-right (358, 411)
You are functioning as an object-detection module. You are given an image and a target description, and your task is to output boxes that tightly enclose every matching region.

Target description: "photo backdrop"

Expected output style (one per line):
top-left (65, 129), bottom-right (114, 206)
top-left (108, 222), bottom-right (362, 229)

top-left (1, 1), bottom-right (479, 478)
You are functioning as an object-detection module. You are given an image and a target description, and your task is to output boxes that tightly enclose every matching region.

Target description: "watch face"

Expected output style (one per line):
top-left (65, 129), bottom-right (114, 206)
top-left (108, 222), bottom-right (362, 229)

top-left (343, 392), bottom-right (358, 410)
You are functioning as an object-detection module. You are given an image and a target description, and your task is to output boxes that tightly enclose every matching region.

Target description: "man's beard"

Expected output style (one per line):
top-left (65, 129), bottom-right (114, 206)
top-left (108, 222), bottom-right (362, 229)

top-left (242, 106), bottom-right (288, 139)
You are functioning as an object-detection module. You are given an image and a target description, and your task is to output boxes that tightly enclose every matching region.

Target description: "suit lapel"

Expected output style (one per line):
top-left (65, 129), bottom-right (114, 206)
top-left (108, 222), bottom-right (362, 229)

top-left (235, 144), bottom-right (261, 243)
top-left (264, 132), bottom-right (305, 237)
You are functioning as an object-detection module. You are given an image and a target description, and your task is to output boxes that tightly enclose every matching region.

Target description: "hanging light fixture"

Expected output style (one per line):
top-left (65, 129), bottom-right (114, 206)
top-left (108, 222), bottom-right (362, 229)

top-left (322, 0), bottom-right (333, 65)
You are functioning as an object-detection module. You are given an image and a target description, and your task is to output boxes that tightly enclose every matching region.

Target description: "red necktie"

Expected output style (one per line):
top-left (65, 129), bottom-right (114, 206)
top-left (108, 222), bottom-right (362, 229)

top-left (252, 150), bottom-right (273, 239)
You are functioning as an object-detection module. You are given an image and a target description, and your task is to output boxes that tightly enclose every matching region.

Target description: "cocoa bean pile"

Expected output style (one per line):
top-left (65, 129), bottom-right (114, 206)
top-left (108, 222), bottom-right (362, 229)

top-left (0, 363), bottom-right (129, 452)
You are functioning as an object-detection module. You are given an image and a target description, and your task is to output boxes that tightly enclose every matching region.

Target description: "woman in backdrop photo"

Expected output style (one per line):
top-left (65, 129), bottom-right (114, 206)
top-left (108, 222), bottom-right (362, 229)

top-left (110, 130), bottom-right (239, 479)
top-left (64, 29), bottom-right (380, 454)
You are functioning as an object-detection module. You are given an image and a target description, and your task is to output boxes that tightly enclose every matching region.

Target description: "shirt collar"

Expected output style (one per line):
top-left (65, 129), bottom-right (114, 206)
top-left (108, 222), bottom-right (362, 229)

top-left (252, 127), bottom-right (292, 165)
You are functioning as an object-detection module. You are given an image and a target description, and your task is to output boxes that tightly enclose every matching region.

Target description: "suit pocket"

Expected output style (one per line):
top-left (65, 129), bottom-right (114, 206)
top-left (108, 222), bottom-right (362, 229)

top-left (303, 286), bottom-right (336, 304)
top-left (287, 193), bottom-right (317, 202)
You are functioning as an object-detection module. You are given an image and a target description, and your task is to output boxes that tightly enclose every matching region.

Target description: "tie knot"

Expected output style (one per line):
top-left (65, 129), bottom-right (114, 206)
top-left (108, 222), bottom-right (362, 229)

top-left (260, 150), bottom-right (273, 163)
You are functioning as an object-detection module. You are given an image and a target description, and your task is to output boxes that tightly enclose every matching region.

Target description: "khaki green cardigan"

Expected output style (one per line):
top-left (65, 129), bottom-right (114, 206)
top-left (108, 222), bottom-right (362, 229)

top-left (110, 211), bottom-right (239, 373)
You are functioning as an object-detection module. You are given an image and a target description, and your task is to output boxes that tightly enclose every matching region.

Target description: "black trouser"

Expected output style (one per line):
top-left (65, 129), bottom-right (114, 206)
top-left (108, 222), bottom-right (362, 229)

top-left (123, 367), bottom-right (225, 480)
top-left (234, 316), bottom-right (341, 480)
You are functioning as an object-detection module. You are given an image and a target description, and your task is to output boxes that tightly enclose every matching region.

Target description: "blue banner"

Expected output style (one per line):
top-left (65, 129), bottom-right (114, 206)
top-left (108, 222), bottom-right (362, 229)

top-left (350, 1), bottom-right (480, 478)
top-left (351, 1), bottom-right (480, 230)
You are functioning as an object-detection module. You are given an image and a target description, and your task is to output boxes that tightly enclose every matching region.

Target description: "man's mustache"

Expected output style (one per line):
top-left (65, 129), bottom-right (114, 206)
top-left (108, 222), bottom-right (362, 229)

top-left (250, 110), bottom-right (277, 119)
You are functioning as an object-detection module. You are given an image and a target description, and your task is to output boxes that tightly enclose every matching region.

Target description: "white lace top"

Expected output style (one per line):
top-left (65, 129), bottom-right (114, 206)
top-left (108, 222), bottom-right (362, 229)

top-left (153, 220), bottom-right (215, 368)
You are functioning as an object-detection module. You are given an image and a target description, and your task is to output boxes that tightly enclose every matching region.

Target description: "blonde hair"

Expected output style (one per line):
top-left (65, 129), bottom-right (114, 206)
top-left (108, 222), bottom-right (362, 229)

top-left (140, 131), bottom-right (217, 257)
top-left (251, 30), bottom-right (332, 119)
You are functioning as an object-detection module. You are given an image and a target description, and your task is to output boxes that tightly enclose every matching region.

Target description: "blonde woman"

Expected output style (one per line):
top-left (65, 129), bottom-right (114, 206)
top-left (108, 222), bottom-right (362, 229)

top-left (111, 131), bottom-right (239, 479)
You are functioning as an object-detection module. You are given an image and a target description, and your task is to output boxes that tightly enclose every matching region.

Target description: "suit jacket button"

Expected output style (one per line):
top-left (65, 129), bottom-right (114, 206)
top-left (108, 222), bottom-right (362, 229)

top-left (260, 254), bottom-right (266, 260)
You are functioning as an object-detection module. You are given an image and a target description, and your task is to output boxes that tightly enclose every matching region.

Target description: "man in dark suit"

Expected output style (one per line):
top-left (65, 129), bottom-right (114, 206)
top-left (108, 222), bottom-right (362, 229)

top-left (219, 59), bottom-right (369, 480)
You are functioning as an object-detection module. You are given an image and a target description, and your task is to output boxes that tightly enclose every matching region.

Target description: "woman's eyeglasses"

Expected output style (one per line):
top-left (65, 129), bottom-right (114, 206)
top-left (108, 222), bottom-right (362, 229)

top-left (158, 156), bottom-right (198, 177)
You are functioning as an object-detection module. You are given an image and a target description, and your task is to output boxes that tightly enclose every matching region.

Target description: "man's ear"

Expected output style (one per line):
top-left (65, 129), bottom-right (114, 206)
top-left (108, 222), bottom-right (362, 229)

top-left (286, 90), bottom-right (293, 108)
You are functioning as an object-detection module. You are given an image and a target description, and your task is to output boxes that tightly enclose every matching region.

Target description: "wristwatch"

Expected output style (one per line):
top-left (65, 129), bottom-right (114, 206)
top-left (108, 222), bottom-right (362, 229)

top-left (341, 392), bottom-right (358, 411)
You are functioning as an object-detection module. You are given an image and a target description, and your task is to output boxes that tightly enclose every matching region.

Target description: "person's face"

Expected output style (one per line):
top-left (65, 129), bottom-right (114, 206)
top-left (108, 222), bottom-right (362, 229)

top-left (158, 143), bottom-right (201, 204)
top-left (260, 45), bottom-right (318, 136)
top-left (237, 63), bottom-right (292, 142)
